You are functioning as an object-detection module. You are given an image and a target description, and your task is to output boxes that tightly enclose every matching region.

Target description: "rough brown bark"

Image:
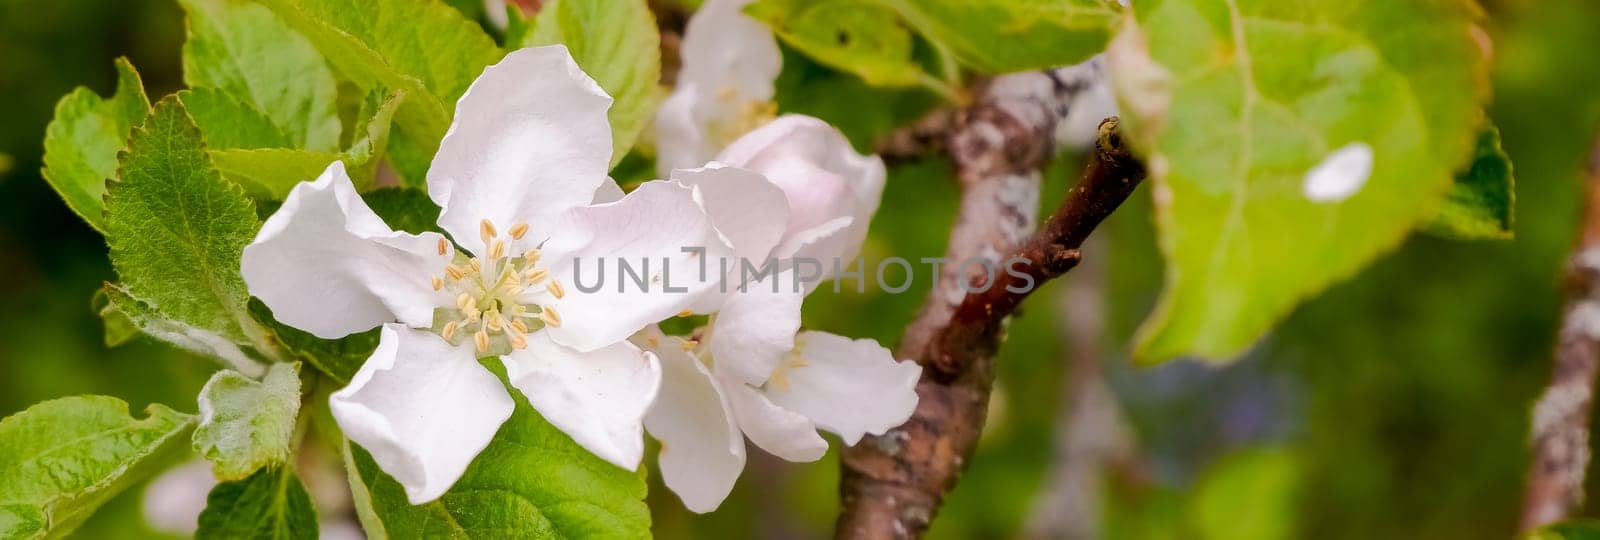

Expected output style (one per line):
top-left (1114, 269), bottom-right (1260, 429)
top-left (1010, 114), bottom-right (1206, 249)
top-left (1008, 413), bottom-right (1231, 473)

top-left (1522, 136), bottom-right (1600, 531)
top-left (834, 66), bottom-right (1145, 536)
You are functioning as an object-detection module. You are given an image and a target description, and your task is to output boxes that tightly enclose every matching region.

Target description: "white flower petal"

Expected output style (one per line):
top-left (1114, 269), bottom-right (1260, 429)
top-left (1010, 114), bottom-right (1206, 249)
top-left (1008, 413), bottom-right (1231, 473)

top-left (634, 328), bottom-right (745, 513)
top-left (724, 377), bottom-right (826, 462)
top-left (709, 274), bottom-right (804, 386)
top-left (671, 164), bottom-right (790, 267)
top-left (762, 331), bottom-right (921, 445)
top-left (717, 115), bottom-right (886, 268)
top-left (537, 180), bottom-right (734, 352)
top-left (330, 324), bottom-right (514, 504)
top-left (502, 333), bottom-right (661, 470)
top-left (654, 83), bottom-right (716, 175)
top-left (655, 0), bottom-right (782, 174)
top-left (243, 161), bottom-right (451, 339)
top-left (428, 45), bottom-right (613, 255)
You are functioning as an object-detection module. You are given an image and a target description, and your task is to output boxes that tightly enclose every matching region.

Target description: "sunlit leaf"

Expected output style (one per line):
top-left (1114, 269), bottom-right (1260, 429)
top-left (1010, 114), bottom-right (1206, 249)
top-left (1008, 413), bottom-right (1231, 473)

top-left (193, 363), bottom-right (301, 481)
top-left (195, 466), bottom-right (318, 539)
top-left (40, 59), bottom-right (150, 233)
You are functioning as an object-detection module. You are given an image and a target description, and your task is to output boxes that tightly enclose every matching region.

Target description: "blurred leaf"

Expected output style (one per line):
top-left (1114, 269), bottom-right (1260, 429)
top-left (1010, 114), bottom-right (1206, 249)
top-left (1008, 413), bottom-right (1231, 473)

top-left (178, 0), bottom-right (342, 151)
top-left (193, 363), bottom-right (301, 481)
top-left (195, 466), bottom-right (318, 540)
top-left (178, 87), bottom-right (294, 149)
top-left (248, 300), bottom-right (377, 385)
top-left (1530, 520), bottom-right (1600, 540)
top-left (0, 396), bottom-right (195, 539)
top-left (747, 0), bottom-right (935, 90)
top-left (102, 284), bottom-right (265, 377)
top-left (90, 287), bottom-right (138, 348)
top-left (346, 362), bottom-right (650, 538)
top-left (258, 0), bottom-right (502, 184)
top-left (1423, 124), bottom-right (1515, 240)
top-left (209, 89), bottom-right (404, 199)
top-left (105, 97), bottom-right (271, 358)
top-left (522, 0), bottom-right (661, 166)
top-left (1189, 449), bottom-right (1300, 540)
top-left (1121, 0), bottom-right (1490, 362)
top-left (881, 0), bottom-right (1117, 74)
top-left (40, 58), bottom-right (150, 233)
top-left (773, 46), bottom-right (941, 151)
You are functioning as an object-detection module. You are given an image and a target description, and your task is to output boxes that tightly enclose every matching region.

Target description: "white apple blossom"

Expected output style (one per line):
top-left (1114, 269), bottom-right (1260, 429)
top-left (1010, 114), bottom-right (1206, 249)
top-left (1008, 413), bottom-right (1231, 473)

top-left (654, 0), bottom-right (783, 175)
top-left (241, 46), bottom-right (731, 504)
top-left (641, 116), bottom-right (922, 513)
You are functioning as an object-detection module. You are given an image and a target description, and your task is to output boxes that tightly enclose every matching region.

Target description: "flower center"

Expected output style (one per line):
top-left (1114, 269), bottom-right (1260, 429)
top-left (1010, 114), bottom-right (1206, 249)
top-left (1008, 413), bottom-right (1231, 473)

top-left (429, 219), bottom-right (565, 356)
top-left (766, 336), bottom-right (810, 393)
top-left (707, 85), bottom-right (777, 149)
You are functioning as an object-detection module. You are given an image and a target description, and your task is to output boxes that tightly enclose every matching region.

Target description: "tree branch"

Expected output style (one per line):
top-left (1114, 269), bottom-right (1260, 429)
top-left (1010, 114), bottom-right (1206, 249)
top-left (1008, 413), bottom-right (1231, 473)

top-left (834, 63), bottom-right (1146, 537)
top-left (1521, 134), bottom-right (1600, 531)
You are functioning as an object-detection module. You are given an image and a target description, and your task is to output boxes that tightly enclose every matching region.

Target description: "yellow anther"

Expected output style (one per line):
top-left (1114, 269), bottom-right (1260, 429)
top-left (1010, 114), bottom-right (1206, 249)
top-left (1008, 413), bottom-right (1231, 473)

top-left (677, 309), bottom-right (694, 318)
top-left (468, 258), bottom-right (482, 273)
top-left (489, 240), bottom-right (506, 260)
top-left (540, 307), bottom-right (562, 328)
top-left (456, 293), bottom-right (473, 311)
top-left (511, 319), bottom-right (529, 334)
top-left (526, 268), bottom-right (549, 284)
top-left (437, 238), bottom-right (448, 255)
top-left (510, 333), bottom-right (528, 350)
top-left (679, 339), bottom-right (699, 351)
top-left (441, 321), bottom-right (459, 341)
top-left (646, 335), bottom-right (660, 349)
top-left (474, 329), bottom-right (489, 353)
top-left (509, 223), bottom-right (529, 240)
top-left (480, 219), bottom-right (497, 243)
top-left (445, 265), bottom-right (465, 280)
top-left (546, 280), bottom-right (565, 299)
top-left (486, 311), bottom-right (505, 331)
top-left (523, 249), bottom-right (542, 265)
top-left (431, 276), bottom-right (443, 291)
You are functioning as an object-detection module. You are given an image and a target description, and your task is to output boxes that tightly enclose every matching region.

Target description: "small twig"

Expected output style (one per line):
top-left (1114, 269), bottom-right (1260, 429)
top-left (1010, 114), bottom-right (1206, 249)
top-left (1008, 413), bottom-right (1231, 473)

top-left (835, 60), bottom-right (1145, 536)
top-left (875, 108), bottom-right (956, 167)
top-left (1521, 134), bottom-right (1600, 531)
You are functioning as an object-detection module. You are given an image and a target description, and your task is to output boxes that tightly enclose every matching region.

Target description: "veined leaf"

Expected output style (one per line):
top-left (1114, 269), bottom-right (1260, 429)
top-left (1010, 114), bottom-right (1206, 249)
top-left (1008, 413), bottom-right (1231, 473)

top-left (102, 284), bottom-right (267, 378)
top-left (257, 0), bottom-right (503, 184)
top-left (1422, 124), bottom-right (1515, 240)
top-left (0, 396), bottom-right (195, 539)
top-left (1116, 0), bottom-right (1490, 362)
top-left (522, 0), bottom-right (662, 165)
top-left (747, 0), bottom-right (932, 89)
top-left (195, 466), bottom-right (317, 540)
top-left (194, 363), bottom-right (302, 481)
top-left (249, 300), bottom-right (377, 385)
top-left (880, 0), bottom-right (1119, 74)
top-left (179, 87), bottom-right (294, 149)
top-left (105, 97), bottom-right (278, 363)
top-left (346, 362), bottom-right (649, 539)
top-left (40, 59), bottom-right (150, 233)
top-left (210, 90), bottom-right (404, 200)
top-left (179, 0), bottom-right (341, 151)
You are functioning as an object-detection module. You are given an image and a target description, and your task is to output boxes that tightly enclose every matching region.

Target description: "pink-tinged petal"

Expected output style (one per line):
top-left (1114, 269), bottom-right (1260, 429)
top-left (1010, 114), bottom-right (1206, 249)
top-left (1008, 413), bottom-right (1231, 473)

top-left (718, 115), bottom-right (887, 269)
top-left (655, 0), bottom-right (782, 175)
top-left (670, 164), bottom-right (790, 267)
top-left (633, 328), bottom-right (745, 513)
top-left (502, 333), bottom-right (661, 470)
top-left (330, 324), bottom-right (514, 504)
top-left (762, 331), bottom-right (921, 445)
top-left (537, 180), bottom-right (735, 352)
top-left (709, 274), bottom-right (804, 386)
top-left (724, 377), bottom-right (826, 462)
top-left (428, 45), bottom-right (612, 255)
top-left (242, 161), bottom-right (451, 339)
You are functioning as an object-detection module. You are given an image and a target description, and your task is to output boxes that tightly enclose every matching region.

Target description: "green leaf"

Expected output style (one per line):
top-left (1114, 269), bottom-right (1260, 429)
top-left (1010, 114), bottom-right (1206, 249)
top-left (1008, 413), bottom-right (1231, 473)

top-left (258, 0), bottom-right (503, 184)
top-left (346, 362), bottom-right (649, 539)
top-left (210, 90), bottom-right (404, 201)
top-left (0, 396), bottom-right (195, 539)
top-left (1531, 520), bottom-right (1600, 540)
top-left (880, 0), bottom-right (1118, 74)
top-left (522, 0), bottom-right (661, 165)
top-left (105, 97), bottom-right (274, 360)
top-left (249, 300), bottom-right (377, 385)
top-left (40, 58), bottom-right (150, 233)
top-left (747, 0), bottom-right (934, 90)
top-left (1118, 0), bottom-right (1490, 362)
top-left (364, 187), bottom-right (444, 235)
top-left (101, 283), bottom-right (268, 378)
top-left (91, 287), bottom-right (139, 348)
top-left (194, 363), bottom-right (302, 481)
top-left (179, 87), bottom-right (294, 149)
top-left (1422, 124), bottom-right (1515, 240)
top-left (179, 0), bottom-right (342, 151)
top-left (196, 466), bottom-right (319, 540)
top-left (1189, 448), bottom-right (1300, 540)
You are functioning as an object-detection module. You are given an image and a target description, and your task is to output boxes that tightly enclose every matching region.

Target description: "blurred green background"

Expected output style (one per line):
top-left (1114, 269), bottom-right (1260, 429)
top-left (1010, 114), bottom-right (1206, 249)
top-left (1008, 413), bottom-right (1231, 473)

top-left (2, 0), bottom-right (1599, 538)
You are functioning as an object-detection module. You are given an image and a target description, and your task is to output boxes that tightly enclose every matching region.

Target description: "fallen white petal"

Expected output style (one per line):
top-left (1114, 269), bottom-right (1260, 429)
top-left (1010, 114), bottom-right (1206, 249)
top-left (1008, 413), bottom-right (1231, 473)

top-left (1302, 142), bottom-right (1374, 203)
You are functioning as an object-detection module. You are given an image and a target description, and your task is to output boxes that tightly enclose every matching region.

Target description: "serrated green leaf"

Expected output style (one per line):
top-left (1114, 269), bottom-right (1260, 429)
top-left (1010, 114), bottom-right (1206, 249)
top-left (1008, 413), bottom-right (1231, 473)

top-left (748, 0), bottom-right (932, 89)
top-left (194, 363), bottom-right (302, 481)
top-left (346, 362), bottom-right (649, 539)
top-left (1119, 0), bottom-right (1489, 362)
top-left (105, 97), bottom-right (274, 363)
top-left (179, 0), bottom-right (341, 152)
top-left (248, 300), bottom-right (377, 385)
top-left (1531, 520), bottom-right (1600, 540)
top-left (1422, 124), bottom-right (1515, 240)
top-left (258, 0), bottom-right (503, 184)
top-left (0, 396), bottom-right (195, 540)
top-left (179, 87), bottom-right (294, 149)
top-left (522, 0), bottom-right (661, 165)
top-left (102, 284), bottom-right (267, 378)
top-left (209, 89), bottom-right (404, 199)
top-left (880, 0), bottom-right (1118, 74)
top-left (40, 59), bottom-right (150, 233)
top-left (196, 466), bottom-right (318, 540)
